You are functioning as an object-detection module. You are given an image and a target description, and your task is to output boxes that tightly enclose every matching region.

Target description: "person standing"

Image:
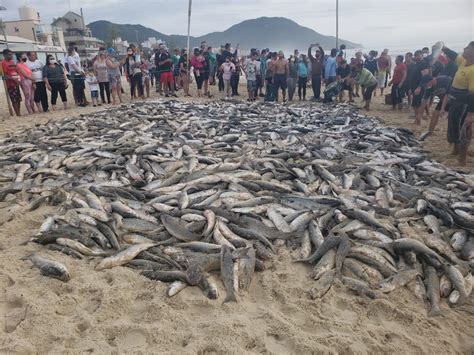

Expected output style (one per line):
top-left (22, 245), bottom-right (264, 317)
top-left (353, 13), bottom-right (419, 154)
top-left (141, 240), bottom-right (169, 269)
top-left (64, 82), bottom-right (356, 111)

top-left (1, 49), bottom-right (21, 116)
top-left (388, 55), bottom-right (407, 110)
top-left (93, 50), bottom-right (111, 104)
top-left (308, 43), bottom-right (324, 100)
top-left (26, 52), bottom-right (48, 112)
top-left (124, 47), bottom-right (143, 100)
top-left (219, 55), bottom-right (235, 100)
top-left (265, 52), bottom-right (278, 102)
top-left (363, 50), bottom-right (378, 76)
top-left (410, 50), bottom-right (431, 125)
top-left (158, 46), bottom-right (176, 98)
top-left (273, 51), bottom-right (289, 102)
top-left (106, 48), bottom-right (123, 105)
top-left (140, 52), bottom-right (151, 98)
top-left (43, 54), bottom-right (68, 111)
top-left (443, 42), bottom-right (474, 165)
top-left (286, 55), bottom-right (298, 101)
top-left (350, 51), bottom-right (364, 97)
top-left (179, 49), bottom-right (191, 97)
top-left (376, 48), bottom-right (391, 96)
top-left (16, 52), bottom-right (35, 114)
top-left (244, 51), bottom-right (259, 101)
top-left (67, 46), bottom-right (86, 107)
top-left (230, 56), bottom-right (241, 97)
top-left (297, 54), bottom-right (309, 100)
top-left (172, 48), bottom-right (181, 90)
top-left (403, 52), bottom-right (415, 109)
top-left (85, 68), bottom-right (99, 107)
top-left (208, 47), bottom-right (217, 86)
top-left (216, 45), bottom-right (225, 92)
top-left (325, 48), bottom-right (337, 85)
top-left (259, 49), bottom-right (268, 97)
top-left (351, 63), bottom-right (377, 111)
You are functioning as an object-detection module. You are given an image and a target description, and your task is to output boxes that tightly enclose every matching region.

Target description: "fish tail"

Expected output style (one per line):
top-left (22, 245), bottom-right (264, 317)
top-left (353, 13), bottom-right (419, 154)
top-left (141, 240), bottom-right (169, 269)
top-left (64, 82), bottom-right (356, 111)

top-left (223, 292), bottom-right (237, 304)
top-left (428, 306), bottom-right (442, 317)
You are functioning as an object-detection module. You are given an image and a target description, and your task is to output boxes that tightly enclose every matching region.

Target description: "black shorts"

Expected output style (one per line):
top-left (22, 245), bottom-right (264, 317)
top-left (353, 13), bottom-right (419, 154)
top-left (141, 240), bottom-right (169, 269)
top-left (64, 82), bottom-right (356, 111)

top-left (363, 84), bottom-right (376, 101)
top-left (274, 74), bottom-right (287, 90)
top-left (412, 88), bottom-right (425, 108)
top-left (7, 86), bottom-right (22, 103)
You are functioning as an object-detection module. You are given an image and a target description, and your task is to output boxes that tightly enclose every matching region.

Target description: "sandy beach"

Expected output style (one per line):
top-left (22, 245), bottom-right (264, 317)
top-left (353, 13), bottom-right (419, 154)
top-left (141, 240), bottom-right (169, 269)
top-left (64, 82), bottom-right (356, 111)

top-left (0, 81), bottom-right (473, 354)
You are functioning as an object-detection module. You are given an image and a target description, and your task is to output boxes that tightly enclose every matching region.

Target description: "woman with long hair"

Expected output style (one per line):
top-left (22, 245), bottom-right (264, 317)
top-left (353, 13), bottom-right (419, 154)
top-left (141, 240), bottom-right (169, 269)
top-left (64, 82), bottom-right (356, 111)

top-left (106, 48), bottom-right (123, 105)
top-left (190, 48), bottom-right (205, 97)
top-left (93, 49), bottom-right (111, 104)
top-left (297, 54), bottom-right (309, 100)
top-left (16, 52), bottom-right (36, 114)
top-left (43, 54), bottom-right (68, 111)
top-left (124, 47), bottom-right (144, 100)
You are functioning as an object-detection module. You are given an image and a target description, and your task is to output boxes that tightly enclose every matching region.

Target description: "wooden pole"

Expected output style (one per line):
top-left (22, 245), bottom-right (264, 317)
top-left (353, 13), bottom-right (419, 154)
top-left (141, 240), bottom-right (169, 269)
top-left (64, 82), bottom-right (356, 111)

top-left (0, 20), bottom-right (14, 116)
top-left (186, 0), bottom-right (192, 81)
top-left (336, 0), bottom-right (339, 48)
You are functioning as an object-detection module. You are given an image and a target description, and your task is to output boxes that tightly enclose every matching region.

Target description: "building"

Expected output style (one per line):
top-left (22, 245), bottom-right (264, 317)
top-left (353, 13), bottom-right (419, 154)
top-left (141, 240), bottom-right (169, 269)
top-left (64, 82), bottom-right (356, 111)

top-left (51, 10), bottom-right (104, 62)
top-left (141, 37), bottom-right (164, 49)
top-left (3, 5), bottom-right (66, 49)
top-left (113, 37), bottom-right (130, 56)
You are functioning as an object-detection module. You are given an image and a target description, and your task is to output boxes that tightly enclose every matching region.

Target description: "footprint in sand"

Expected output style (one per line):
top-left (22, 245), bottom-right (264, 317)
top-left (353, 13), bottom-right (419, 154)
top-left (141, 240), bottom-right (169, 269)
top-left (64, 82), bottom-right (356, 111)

top-left (2, 292), bottom-right (28, 333)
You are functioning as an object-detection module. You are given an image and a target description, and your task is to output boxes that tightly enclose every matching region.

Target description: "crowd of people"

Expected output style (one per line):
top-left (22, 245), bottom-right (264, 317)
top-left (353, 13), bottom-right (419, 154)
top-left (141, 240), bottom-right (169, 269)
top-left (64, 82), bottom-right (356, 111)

top-left (1, 40), bottom-right (473, 165)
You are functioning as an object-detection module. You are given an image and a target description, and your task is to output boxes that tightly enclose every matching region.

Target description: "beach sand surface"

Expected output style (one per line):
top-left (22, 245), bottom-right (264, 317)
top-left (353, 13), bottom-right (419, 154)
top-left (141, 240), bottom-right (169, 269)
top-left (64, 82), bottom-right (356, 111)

top-left (0, 81), bottom-right (473, 354)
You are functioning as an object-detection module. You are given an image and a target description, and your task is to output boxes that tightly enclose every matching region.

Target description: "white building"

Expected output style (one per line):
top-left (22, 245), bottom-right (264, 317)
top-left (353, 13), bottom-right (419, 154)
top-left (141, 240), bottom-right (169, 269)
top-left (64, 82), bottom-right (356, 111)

top-left (52, 10), bottom-right (104, 62)
top-left (3, 5), bottom-right (66, 50)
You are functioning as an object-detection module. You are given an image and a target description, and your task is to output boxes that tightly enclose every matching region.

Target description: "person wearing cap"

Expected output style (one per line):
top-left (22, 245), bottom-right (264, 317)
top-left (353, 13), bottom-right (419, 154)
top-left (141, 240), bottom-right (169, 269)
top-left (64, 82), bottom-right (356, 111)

top-left (1, 49), bottom-right (22, 116)
top-left (388, 55), bottom-right (407, 110)
top-left (442, 42), bottom-right (474, 165)
top-left (418, 74), bottom-right (453, 140)
top-left (308, 43), bottom-right (324, 100)
top-left (336, 59), bottom-right (353, 102)
top-left (106, 48), bottom-right (123, 105)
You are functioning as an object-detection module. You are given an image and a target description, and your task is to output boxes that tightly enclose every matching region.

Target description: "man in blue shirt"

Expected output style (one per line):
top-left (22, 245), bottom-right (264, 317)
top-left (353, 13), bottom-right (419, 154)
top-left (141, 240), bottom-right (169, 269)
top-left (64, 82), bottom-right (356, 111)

top-left (325, 48), bottom-right (337, 85)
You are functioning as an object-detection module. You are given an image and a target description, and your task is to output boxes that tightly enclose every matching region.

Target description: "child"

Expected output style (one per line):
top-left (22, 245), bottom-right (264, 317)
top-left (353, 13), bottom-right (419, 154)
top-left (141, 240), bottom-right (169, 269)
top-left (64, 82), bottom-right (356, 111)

top-left (219, 56), bottom-right (235, 100)
top-left (85, 68), bottom-right (99, 107)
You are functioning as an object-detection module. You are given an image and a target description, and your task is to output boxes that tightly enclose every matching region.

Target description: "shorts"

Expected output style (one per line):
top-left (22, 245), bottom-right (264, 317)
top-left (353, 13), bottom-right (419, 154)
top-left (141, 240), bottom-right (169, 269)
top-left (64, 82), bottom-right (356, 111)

top-left (7, 86), bottom-right (22, 103)
top-left (376, 72), bottom-right (386, 88)
top-left (247, 79), bottom-right (257, 92)
top-left (363, 84), bottom-right (376, 101)
top-left (447, 99), bottom-right (468, 144)
top-left (160, 71), bottom-right (174, 85)
top-left (341, 83), bottom-right (352, 91)
top-left (108, 74), bottom-right (121, 89)
top-left (201, 69), bottom-right (209, 81)
top-left (412, 88), bottom-right (425, 108)
top-left (90, 90), bottom-right (99, 98)
top-left (256, 74), bottom-right (263, 88)
top-left (274, 74), bottom-right (287, 90)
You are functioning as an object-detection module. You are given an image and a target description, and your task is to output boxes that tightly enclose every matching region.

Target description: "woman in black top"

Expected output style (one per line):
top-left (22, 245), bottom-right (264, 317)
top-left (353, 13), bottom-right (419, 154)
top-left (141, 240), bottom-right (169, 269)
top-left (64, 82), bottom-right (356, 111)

top-left (43, 54), bottom-right (68, 111)
top-left (179, 49), bottom-right (192, 97)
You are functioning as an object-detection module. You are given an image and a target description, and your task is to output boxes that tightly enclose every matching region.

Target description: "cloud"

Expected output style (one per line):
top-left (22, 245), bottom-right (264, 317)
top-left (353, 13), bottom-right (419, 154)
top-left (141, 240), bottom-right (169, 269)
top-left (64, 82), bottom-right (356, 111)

top-left (1, 0), bottom-right (472, 49)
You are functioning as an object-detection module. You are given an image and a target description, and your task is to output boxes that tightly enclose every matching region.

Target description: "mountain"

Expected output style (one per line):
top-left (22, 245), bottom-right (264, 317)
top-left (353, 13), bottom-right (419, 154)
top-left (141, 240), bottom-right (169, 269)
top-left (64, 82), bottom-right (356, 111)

top-left (88, 17), bottom-right (361, 52)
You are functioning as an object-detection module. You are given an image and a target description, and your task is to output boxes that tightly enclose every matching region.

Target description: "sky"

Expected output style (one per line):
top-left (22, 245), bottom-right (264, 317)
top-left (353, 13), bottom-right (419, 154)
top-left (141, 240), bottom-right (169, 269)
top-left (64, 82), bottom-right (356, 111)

top-left (1, 0), bottom-right (473, 49)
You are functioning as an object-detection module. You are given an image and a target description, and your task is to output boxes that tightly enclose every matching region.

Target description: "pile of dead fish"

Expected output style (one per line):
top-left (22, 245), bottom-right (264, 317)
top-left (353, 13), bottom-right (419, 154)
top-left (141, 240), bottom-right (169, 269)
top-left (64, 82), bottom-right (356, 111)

top-left (0, 100), bottom-right (473, 314)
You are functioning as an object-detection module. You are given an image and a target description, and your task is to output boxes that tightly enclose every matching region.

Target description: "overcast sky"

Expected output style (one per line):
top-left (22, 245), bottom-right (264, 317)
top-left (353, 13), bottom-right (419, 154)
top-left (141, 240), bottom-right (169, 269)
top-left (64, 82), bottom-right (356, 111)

top-left (2, 0), bottom-right (473, 49)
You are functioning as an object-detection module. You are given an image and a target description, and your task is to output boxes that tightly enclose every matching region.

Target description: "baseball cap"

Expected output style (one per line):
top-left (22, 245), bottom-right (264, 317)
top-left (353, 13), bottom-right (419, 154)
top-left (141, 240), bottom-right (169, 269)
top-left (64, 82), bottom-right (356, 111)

top-left (107, 48), bottom-right (115, 54)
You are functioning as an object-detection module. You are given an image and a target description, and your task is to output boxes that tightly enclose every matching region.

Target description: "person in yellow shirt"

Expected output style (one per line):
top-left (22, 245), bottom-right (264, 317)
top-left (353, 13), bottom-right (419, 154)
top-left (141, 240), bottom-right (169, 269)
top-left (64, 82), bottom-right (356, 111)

top-left (443, 41), bottom-right (474, 166)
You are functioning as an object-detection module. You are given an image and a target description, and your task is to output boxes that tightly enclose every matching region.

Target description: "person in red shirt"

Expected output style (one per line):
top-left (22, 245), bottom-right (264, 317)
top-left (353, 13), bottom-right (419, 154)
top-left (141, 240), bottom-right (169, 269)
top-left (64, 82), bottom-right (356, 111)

top-left (388, 55), bottom-right (407, 110)
top-left (1, 49), bottom-right (22, 116)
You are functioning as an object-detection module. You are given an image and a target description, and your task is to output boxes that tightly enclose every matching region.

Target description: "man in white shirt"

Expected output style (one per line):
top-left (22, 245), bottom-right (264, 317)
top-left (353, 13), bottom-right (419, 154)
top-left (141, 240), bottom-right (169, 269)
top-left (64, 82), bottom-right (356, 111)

top-left (26, 52), bottom-right (48, 112)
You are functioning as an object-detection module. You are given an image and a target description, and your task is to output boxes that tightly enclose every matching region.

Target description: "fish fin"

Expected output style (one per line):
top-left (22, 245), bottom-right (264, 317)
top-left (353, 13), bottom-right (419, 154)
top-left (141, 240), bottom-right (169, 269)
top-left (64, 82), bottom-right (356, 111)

top-left (222, 293), bottom-right (237, 304)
